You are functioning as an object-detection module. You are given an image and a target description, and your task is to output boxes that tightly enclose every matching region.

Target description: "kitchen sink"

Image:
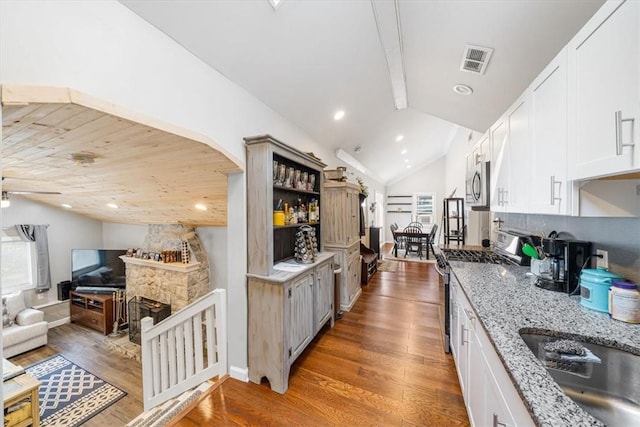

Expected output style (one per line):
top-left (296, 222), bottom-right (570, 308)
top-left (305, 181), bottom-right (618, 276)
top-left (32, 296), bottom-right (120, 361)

top-left (520, 332), bottom-right (640, 426)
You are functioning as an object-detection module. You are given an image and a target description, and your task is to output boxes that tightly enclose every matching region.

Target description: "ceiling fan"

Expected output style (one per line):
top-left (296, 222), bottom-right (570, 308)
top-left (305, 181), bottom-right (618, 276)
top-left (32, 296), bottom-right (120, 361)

top-left (1, 177), bottom-right (61, 208)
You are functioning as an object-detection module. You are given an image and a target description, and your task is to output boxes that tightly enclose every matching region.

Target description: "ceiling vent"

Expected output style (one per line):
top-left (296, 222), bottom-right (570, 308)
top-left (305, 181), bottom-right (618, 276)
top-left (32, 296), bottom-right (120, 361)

top-left (460, 44), bottom-right (494, 75)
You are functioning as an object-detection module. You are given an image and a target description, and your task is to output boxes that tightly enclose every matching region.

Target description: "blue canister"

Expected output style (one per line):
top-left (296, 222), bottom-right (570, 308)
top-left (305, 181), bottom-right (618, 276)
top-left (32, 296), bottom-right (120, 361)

top-left (580, 268), bottom-right (624, 312)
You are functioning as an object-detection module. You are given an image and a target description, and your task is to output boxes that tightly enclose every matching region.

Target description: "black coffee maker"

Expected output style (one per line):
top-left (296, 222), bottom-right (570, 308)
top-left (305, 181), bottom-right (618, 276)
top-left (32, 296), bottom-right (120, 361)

top-left (536, 235), bottom-right (592, 294)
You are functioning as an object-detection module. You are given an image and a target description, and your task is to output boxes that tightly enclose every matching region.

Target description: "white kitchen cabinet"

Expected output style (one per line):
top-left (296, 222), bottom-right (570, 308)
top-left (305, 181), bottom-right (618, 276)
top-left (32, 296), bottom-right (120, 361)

top-left (505, 93), bottom-right (531, 213)
top-left (479, 132), bottom-right (490, 163)
top-left (490, 116), bottom-right (509, 212)
top-left (567, 0), bottom-right (640, 180)
top-left (451, 275), bottom-right (534, 427)
top-left (529, 48), bottom-right (571, 215)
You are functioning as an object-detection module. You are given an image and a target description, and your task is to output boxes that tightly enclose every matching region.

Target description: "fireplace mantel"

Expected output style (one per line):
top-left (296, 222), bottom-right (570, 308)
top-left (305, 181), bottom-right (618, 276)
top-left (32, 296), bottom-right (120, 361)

top-left (119, 256), bottom-right (201, 273)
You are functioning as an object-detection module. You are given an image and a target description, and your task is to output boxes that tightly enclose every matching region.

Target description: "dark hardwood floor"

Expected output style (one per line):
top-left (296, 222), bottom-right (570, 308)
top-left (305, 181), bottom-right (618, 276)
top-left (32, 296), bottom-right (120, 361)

top-left (9, 244), bottom-right (468, 426)
top-left (178, 246), bottom-right (468, 426)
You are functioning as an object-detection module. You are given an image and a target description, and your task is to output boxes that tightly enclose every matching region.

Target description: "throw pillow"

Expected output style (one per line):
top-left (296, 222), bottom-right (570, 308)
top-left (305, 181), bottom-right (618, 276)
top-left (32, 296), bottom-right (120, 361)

top-left (2, 297), bottom-right (14, 327)
top-left (3, 292), bottom-right (26, 323)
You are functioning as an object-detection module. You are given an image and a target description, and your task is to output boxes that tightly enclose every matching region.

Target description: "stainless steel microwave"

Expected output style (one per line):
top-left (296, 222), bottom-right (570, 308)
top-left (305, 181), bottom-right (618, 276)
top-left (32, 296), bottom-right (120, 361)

top-left (465, 161), bottom-right (490, 208)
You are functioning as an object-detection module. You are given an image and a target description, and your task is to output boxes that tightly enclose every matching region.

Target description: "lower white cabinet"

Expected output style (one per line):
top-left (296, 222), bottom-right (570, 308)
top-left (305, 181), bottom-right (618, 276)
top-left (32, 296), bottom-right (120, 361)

top-left (451, 274), bottom-right (534, 427)
top-left (248, 255), bottom-right (334, 394)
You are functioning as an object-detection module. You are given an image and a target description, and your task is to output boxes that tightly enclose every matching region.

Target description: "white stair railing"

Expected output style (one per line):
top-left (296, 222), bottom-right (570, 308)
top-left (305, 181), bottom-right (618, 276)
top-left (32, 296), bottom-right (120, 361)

top-left (140, 289), bottom-right (227, 412)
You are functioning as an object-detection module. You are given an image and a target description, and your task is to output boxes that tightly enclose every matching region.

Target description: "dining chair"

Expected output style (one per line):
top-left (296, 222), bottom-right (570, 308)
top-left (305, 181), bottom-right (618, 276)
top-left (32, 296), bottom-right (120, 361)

top-left (426, 224), bottom-right (438, 260)
top-left (408, 221), bottom-right (423, 229)
top-left (403, 225), bottom-right (423, 259)
top-left (390, 224), bottom-right (402, 255)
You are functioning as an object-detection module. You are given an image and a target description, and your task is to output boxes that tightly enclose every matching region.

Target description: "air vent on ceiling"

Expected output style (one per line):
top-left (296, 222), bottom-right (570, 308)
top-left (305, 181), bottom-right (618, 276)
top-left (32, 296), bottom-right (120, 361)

top-left (460, 44), bottom-right (494, 75)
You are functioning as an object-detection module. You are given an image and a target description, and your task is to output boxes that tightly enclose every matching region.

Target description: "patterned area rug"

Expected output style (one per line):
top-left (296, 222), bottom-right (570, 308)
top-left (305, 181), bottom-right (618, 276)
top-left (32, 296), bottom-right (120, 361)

top-left (25, 354), bottom-right (127, 427)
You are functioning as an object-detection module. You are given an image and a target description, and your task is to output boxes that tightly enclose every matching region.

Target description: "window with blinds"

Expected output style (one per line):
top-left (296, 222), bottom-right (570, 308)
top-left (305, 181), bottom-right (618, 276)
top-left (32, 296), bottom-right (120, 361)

top-left (414, 193), bottom-right (436, 225)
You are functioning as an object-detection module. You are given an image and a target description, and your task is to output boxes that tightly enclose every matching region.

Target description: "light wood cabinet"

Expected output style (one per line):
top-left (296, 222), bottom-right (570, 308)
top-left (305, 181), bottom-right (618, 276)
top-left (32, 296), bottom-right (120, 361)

top-left (245, 135), bottom-right (326, 276)
top-left (245, 135), bottom-right (335, 394)
top-left (323, 181), bottom-right (362, 311)
top-left (247, 255), bottom-right (334, 394)
top-left (567, 0), bottom-right (640, 180)
top-left (288, 273), bottom-right (314, 362)
top-left (314, 259), bottom-right (333, 333)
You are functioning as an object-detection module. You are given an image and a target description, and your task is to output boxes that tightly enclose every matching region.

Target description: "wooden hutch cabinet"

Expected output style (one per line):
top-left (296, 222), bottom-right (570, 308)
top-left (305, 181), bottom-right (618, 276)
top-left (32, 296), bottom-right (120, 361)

top-left (245, 135), bottom-right (335, 394)
top-left (323, 181), bottom-right (362, 311)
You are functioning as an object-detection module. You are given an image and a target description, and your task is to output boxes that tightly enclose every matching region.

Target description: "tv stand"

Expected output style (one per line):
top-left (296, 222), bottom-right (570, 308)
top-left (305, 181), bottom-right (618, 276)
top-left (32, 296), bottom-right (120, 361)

top-left (70, 291), bottom-right (114, 335)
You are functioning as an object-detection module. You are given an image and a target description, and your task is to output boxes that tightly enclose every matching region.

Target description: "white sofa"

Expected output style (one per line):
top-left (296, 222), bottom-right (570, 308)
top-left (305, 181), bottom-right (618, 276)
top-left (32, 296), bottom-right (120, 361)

top-left (2, 291), bottom-right (48, 358)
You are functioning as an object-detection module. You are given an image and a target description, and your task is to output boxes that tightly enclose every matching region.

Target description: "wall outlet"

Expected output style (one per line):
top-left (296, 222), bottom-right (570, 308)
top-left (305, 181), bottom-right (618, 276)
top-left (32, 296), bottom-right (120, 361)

top-left (596, 249), bottom-right (608, 270)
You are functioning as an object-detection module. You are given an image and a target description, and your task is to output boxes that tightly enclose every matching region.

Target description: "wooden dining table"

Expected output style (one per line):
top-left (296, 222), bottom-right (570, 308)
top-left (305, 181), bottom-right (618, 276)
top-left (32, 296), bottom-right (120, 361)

top-left (393, 225), bottom-right (434, 259)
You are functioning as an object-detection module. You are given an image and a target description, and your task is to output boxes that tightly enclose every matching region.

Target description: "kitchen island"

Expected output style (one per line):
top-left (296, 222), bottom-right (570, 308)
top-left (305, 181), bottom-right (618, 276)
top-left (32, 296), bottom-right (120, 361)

top-left (450, 261), bottom-right (640, 426)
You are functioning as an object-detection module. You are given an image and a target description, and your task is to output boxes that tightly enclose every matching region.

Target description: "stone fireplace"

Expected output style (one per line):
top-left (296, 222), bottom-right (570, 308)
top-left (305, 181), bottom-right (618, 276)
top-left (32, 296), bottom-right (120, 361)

top-left (122, 224), bottom-right (210, 313)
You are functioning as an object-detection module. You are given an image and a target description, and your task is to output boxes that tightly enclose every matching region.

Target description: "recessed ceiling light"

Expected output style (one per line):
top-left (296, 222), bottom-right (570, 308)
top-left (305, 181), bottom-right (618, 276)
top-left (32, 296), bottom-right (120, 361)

top-left (61, 203), bottom-right (72, 209)
top-left (401, 149), bottom-right (408, 155)
top-left (106, 203), bottom-right (118, 209)
top-left (195, 203), bottom-right (208, 211)
top-left (453, 84), bottom-right (474, 96)
top-left (396, 135), bottom-right (404, 142)
top-left (333, 110), bottom-right (345, 121)
top-left (404, 159), bottom-right (409, 163)
top-left (268, 0), bottom-right (285, 10)
top-left (406, 165), bottom-right (412, 169)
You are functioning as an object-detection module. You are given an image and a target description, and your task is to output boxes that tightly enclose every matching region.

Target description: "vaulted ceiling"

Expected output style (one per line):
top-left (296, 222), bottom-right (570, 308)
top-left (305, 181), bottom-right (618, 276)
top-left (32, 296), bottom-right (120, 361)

top-left (121, 0), bottom-right (605, 183)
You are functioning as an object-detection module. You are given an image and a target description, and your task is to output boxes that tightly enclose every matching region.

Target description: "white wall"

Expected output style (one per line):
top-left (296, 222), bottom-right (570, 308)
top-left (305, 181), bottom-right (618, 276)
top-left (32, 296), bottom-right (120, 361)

top-left (384, 156), bottom-right (447, 243)
top-left (102, 223), bottom-right (148, 248)
top-left (1, 196), bottom-right (103, 306)
top-left (1, 0), bottom-right (380, 378)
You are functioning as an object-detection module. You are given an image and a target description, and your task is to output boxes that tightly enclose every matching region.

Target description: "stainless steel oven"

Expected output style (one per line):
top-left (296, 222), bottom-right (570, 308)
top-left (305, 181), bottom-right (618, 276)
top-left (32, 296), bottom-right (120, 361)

top-left (465, 161), bottom-right (490, 207)
top-left (434, 230), bottom-right (540, 354)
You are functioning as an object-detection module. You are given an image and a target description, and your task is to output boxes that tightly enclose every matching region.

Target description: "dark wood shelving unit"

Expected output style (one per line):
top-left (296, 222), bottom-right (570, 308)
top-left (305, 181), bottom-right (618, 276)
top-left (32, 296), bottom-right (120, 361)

top-left (443, 198), bottom-right (465, 245)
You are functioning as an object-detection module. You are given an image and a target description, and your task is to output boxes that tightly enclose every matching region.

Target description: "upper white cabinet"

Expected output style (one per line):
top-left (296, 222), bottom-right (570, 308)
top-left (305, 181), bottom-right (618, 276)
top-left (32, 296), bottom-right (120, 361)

top-left (490, 115), bottom-right (509, 211)
top-left (505, 94), bottom-right (531, 213)
top-left (567, 0), bottom-right (640, 180)
top-left (489, 92), bottom-right (531, 213)
top-left (529, 48), bottom-right (571, 214)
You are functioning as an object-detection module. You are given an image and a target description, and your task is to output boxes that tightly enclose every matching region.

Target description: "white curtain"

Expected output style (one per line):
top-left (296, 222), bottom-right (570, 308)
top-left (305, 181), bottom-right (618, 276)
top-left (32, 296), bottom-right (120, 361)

top-left (14, 224), bottom-right (51, 292)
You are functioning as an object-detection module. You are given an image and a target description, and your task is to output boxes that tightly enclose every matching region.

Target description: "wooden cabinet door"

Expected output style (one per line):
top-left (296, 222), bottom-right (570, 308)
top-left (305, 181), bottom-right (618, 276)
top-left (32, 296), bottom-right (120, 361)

top-left (344, 251), bottom-right (360, 307)
top-left (567, 0), bottom-right (639, 179)
top-left (347, 188), bottom-right (360, 244)
top-left (529, 48), bottom-right (570, 215)
top-left (288, 273), bottom-right (313, 363)
top-left (314, 259), bottom-right (333, 333)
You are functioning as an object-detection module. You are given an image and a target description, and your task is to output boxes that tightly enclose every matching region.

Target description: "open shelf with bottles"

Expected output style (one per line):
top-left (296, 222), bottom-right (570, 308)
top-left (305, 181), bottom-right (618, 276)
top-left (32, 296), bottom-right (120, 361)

top-left (245, 135), bottom-right (326, 276)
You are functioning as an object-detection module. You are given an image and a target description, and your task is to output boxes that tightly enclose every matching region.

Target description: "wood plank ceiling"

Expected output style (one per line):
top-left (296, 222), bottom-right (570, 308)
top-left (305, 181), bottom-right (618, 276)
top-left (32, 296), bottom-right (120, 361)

top-left (1, 85), bottom-right (243, 226)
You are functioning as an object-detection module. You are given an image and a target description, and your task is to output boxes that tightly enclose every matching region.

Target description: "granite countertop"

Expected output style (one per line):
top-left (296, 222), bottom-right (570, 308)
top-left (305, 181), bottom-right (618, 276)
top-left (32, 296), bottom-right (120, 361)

top-left (450, 261), bottom-right (640, 427)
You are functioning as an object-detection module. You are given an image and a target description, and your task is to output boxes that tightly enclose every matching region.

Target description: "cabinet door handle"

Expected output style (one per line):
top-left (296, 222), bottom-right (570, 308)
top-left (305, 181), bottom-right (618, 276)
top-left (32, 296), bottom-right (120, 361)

top-left (461, 324), bottom-right (468, 345)
top-left (615, 110), bottom-right (636, 155)
top-left (550, 176), bottom-right (561, 206)
top-left (493, 413), bottom-right (507, 427)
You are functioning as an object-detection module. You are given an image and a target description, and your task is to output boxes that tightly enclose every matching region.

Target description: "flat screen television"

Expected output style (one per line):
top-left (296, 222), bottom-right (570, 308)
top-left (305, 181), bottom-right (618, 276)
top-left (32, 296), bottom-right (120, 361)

top-left (71, 249), bottom-right (127, 289)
